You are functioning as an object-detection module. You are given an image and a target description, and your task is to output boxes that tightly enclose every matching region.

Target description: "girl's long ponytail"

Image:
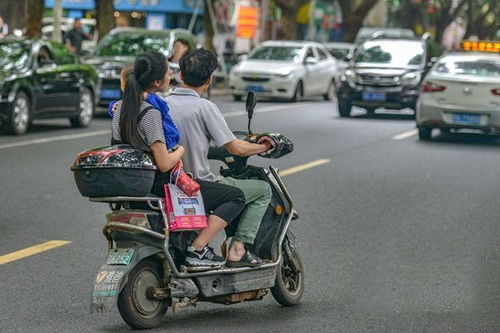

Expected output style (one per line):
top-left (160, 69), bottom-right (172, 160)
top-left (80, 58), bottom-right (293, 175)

top-left (119, 74), bottom-right (146, 149)
top-left (118, 51), bottom-right (168, 149)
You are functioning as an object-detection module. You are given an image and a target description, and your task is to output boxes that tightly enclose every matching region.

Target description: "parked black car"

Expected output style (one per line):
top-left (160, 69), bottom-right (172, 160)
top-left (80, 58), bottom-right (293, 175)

top-left (82, 27), bottom-right (197, 106)
top-left (336, 37), bottom-right (438, 117)
top-left (0, 38), bottom-right (99, 134)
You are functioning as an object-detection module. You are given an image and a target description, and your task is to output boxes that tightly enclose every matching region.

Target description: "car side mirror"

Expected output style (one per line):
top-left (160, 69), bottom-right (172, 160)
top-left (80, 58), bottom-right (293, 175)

top-left (39, 58), bottom-right (56, 68)
top-left (245, 92), bottom-right (257, 134)
top-left (427, 57), bottom-right (438, 68)
top-left (304, 57), bottom-right (318, 65)
top-left (238, 54), bottom-right (248, 62)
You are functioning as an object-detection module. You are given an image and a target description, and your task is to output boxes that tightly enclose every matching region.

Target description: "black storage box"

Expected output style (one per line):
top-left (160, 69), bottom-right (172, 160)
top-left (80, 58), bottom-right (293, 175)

top-left (71, 145), bottom-right (158, 197)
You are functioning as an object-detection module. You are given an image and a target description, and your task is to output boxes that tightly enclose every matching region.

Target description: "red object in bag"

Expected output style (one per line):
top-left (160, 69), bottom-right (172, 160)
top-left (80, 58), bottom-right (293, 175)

top-left (171, 161), bottom-right (200, 196)
top-left (175, 171), bottom-right (200, 196)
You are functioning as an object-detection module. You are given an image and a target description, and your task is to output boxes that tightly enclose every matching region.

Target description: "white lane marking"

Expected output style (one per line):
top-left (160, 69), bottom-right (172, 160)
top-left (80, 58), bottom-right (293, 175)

top-left (392, 129), bottom-right (418, 140)
top-left (0, 130), bottom-right (111, 150)
top-left (223, 102), bottom-right (314, 118)
top-left (279, 159), bottom-right (331, 177)
top-left (0, 102), bottom-right (318, 150)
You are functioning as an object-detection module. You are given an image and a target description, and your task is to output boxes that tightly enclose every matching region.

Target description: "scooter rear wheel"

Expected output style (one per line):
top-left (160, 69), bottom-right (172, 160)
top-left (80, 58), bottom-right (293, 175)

top-left (271, 241), bottom-right (304, 306)
top-left (117, 258), bottom-right (168, 329)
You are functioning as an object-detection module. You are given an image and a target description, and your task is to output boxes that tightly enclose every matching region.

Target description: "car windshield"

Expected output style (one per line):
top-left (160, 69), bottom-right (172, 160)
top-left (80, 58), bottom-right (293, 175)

top-left (95, 32), bottom-right (171, 57)
top-left (355, 28), bottom-right (415, 44)
top-left (0, 41), bottom-right (31, 71)
top-left (354, 41), bottom-right (424, 68)
top-left (248, 46), bottom-right (303, 62)
top-left (328, 47), bottom-right (350, 60)
top-left (434, 58), bottom-right (500, 77)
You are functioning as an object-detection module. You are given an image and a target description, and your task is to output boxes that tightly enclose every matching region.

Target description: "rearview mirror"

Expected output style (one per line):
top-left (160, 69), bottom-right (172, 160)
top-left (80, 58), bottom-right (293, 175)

top-left (245, 92), bottom-right (257, 134)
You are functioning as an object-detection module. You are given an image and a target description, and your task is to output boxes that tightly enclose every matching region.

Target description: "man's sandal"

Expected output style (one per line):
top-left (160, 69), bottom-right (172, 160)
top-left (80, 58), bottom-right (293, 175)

top-left (225, 250), bottom-right (264, 267)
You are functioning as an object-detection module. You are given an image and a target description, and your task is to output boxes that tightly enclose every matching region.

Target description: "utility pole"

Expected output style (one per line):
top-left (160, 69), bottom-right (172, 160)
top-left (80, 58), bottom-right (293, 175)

top-left (307, 0), bottom-right (316, 41)
top-left (260, 0), bottom-right (269, 42)
top-left (53, 0), bottom-right (63, 42)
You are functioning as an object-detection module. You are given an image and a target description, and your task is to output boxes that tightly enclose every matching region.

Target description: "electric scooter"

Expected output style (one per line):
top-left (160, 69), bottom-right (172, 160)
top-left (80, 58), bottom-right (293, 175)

top-left (76, 92), bottom-right (304, 329)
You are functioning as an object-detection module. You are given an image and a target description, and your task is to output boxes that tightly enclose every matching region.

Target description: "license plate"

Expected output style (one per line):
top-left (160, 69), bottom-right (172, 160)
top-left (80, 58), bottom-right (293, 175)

top-left (452, 113), bottom-right (481, 125)
top-left (101, 88), bottom-right (121, 99)
top-left (106, 248), bottom-right (134, 265)
top-left (246, 85), bottom-right (264, 92)
top-left (362, 92), bottom-right (386, 102)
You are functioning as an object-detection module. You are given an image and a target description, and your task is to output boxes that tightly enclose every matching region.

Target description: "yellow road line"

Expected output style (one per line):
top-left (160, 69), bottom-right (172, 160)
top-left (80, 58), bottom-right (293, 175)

top-left (0, 240), bottom-right (72, 265)
top-left (279, 159), bottom-right (331, 177)
top-left (0, 159), bottom-right (329, 265)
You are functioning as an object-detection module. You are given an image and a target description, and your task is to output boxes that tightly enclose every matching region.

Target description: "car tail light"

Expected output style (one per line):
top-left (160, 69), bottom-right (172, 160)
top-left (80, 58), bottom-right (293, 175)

top-left (422, 81), bottom-right (446, 93)
top-left (491, 88), bottom-right (500, 96)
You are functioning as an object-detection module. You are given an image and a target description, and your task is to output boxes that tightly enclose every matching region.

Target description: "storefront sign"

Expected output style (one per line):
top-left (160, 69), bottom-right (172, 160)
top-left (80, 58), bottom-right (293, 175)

top-left (146, 13), bottom-right (166, 30)
top-left (236, 6), bottom-right (259, 39)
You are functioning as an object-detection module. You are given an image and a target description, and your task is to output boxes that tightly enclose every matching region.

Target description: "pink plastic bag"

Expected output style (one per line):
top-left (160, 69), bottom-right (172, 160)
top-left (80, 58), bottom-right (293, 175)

top-left (164, 183), bottom-right (207, 232)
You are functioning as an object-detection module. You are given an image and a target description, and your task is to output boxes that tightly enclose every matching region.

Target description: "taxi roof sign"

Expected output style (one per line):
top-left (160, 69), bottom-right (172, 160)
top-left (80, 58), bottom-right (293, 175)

top-left (461, 40), bottom-right (500, 53)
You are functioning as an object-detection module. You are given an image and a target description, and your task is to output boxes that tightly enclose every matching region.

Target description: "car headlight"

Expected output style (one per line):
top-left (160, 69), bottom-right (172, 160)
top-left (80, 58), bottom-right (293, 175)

top-left (341, 69), bottom-right (355, 82)
top-left (276, 71), bottom-right (294, 79)
top-left (231, 69), bottom-right (242, 76)
top-left (401, 72), bottom-right (421, 86)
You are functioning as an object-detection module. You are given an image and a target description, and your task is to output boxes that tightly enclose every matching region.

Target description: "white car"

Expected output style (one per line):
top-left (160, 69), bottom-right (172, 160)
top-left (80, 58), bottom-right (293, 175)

top-left (229, 41), bottom-right (339, 101)
top-left (416, 53), bottom-right (500, 140)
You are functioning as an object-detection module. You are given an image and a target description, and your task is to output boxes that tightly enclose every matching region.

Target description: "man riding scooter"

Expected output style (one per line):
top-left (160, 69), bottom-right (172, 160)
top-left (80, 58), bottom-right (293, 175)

top-left (167, 49), bottom-right (273, 268)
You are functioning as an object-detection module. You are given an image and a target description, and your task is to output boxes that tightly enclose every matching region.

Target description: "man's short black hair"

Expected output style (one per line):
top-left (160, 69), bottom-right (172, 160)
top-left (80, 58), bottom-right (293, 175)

top-left (179, 48), bottom-right (218, 87)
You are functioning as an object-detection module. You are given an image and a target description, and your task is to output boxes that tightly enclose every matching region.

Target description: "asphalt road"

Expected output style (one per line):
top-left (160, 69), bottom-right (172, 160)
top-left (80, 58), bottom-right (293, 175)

top-left (2, 96), bottom-right (500, 332)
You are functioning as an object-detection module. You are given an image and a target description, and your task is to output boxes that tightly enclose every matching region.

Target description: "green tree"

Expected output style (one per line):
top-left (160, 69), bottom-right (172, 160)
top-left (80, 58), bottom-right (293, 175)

top-left (397, 0), bottom-right (468, 43)
top-left (25, 0), bottom-right (44, 39)
top-left (464, 0), bottom-right (499, 39)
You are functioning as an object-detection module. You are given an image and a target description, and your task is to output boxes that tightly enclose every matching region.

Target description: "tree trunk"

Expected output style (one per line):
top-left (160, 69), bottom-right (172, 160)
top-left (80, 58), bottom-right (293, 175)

top-left (25, 0), bottom-right (44, 39)
top-left (342, 0), bottom-right (381, 42)
top-left (273, 0), bottom-right (308, 40)
top-left (400, 1), bottom-right (418, 30)
top-left (203, 0), bottom-right (215, 51)
top-left (280, 7), bottom-right (298, 40)
top-left (96, 0), bottom-right (114, 41)
top-left (342, 13), bottom-right (365, 42)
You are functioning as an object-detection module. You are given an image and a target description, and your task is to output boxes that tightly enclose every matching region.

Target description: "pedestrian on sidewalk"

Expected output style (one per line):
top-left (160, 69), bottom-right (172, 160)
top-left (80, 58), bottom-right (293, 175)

top-left (64, 18), bottom-right (91, 55)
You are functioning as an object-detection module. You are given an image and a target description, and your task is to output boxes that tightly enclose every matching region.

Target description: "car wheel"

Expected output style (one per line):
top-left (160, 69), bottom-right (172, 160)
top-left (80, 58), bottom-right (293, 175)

top-left (291, 81), bottom-right (303, 102)
top-left (4, 91), bottom-right (31, 135)
top-left (233, 94), bottom-right (242, 102)
top-left (418, 127), bottom-right (432, 141)
top-left (323, 80), bottom-right (336, 101)
top-left (441, 128), bottom-right (451, 134)
top-left (70, 87), bottom-right (94, 128)
top-left (338, 98), bottom-right (352, 117)
top-left (366, 107), bottom-right (376, 115)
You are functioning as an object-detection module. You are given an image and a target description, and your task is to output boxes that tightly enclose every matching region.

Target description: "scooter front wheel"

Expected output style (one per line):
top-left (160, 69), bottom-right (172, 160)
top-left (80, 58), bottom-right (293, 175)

top-left (271, 240), bottom-right (304, 306)
top-left (117, 258), bottom-right (169, 329)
